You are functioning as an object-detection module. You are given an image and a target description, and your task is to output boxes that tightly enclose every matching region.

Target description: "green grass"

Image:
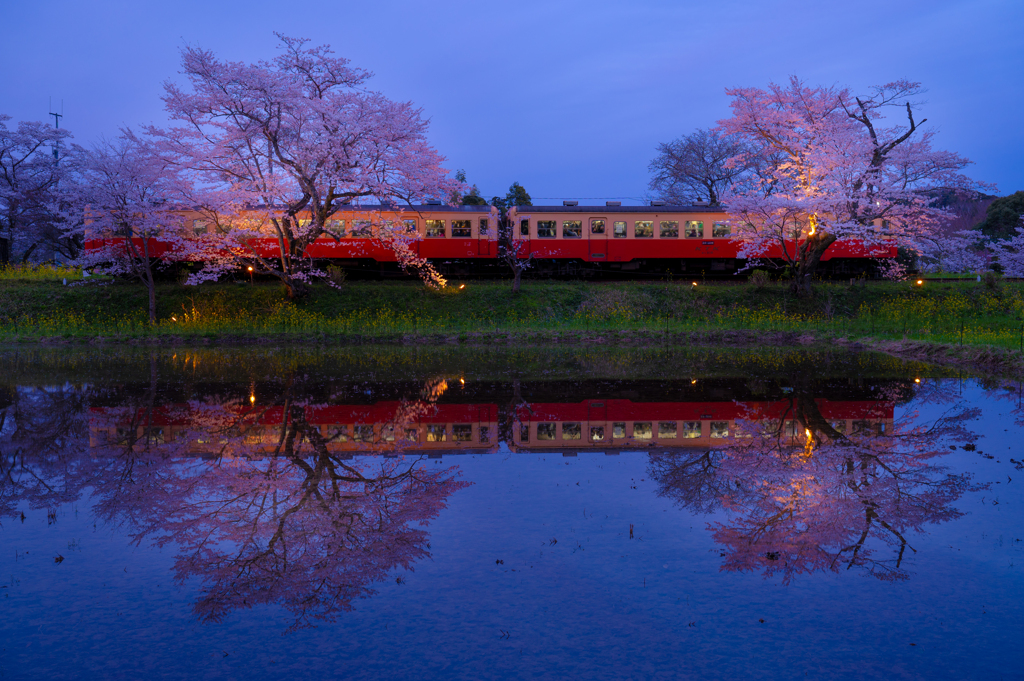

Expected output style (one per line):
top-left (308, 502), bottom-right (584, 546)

top-left (3, 277), bottom-right (1024, 350)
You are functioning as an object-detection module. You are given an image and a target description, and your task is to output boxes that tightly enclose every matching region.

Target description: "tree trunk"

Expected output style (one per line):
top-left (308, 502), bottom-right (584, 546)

top-left (789, 234), bottom-right (837, 298)
top-left (512, 266), bottom-right (522, 295)
top-left (284, 276), bottom-right (311, 300)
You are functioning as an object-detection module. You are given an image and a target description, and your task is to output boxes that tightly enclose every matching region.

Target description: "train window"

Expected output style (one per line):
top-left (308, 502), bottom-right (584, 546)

top-left (633, 422), bottom-right (653, 440)
top-left (330, 425), bottom-right (349, 442)
top-left (520, 219), bottom-right (530, 236)
top-left (193, 220), bottom-right (209, 235)
top-left (382, 425), bottom-right (396, 442)
top-left (830, 420), bottom-right (847, 434)
top-left (712, 221), bottom-right (730, 237)
top-left (634, 221), bottom-right (654, 238)
top-left (297, 218), bottom-right (312, 230)
top-left (613, 222), bottom-right (627, 238)
top-left (537, 221), bottom-right (556, 238)
top-left (562, 422), bottom-right (582, 440)
top-left (480, 426), bottom-right (491, 443)
top-left (658, 422), bottom-right (677, 439)
top-left (426, 425), bottom-right (447, 442)
top-left (425, 220), bottom-right (446, 237)
top-left (852, 420), bottom-right (872, 435)
top-left (591, 220), bottom-right (605, 234)
top-left (682, 421), bottom-right (701, 438)
top-left (613, 422), bottom-right (626, 438)
top-left (352, 220), bottom-right (373, 237)
top-left (327, 219), bottom-right (347, 237)
top-left (404, 428), bottom-right (418, 442)
top-left (453, 424), bottom-right (473, 441)
top-left (590, 426), bottom-right (605, 441)
top-left (402, 219), bottom-right (416, 234)
top-left (452, 220), bottom-right (472, 237)
top-left (710, 421), bottom-right (729, 438)
top-left (520, 424), bottom-right (530, 441)
top-left (660, 221), bottom-right (679, 238)
top-left (684, 221), bottom-right (703, 238)
top-left (479, 218), bottom-right (489, 236)
top-left (537, 423), bottom-right (556, 440)
top-left (354, 425), bottom-right (373, 442)
top-left (562, 221), bottom-right (582, 239)
top-left (783, 420), bottom-right (799, 437)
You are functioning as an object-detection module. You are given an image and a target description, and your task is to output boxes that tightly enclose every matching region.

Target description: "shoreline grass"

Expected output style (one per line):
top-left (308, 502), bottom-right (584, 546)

top-left (3, 278), bottom-right (1024, 352)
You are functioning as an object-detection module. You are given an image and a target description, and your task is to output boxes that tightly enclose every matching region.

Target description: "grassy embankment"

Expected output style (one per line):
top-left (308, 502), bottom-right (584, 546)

top-left (3, 264), bottom-right (1024, 356)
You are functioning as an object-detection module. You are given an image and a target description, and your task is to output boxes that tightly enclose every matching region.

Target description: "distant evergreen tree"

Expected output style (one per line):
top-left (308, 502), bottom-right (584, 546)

top-left (976, 191), bottom-right (1024, 239)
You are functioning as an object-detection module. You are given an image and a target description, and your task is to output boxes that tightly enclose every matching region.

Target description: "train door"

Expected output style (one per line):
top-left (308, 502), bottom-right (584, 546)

top-left (477, 218), bottom-right (492, 257)
top-left (477, 405), bottom-right (493, 447)
top-left (589, 217), bottom-right (608, 263)
top-left (588, 401), bottom-right (607, 446)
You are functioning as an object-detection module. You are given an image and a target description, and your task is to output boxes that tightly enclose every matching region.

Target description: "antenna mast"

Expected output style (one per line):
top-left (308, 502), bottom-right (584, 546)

top-left (48, 97), bottom-right (63, 162)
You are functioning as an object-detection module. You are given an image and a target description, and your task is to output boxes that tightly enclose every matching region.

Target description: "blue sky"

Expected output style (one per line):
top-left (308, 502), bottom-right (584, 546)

top-left (2, 0), bottom-right (1020, 204)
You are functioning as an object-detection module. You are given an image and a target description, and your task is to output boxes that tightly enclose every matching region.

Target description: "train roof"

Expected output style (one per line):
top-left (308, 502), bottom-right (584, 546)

top-left (511, 204), bottom-right (727, 213)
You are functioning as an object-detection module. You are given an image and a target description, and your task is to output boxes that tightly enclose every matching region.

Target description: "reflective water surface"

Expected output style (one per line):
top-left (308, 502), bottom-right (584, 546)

top-left (1, 347), bottom-right (1022, 679)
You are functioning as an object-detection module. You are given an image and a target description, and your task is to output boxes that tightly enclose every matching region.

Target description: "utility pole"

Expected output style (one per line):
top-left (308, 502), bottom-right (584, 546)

top-left (49, 97), bottom-right (63, 162)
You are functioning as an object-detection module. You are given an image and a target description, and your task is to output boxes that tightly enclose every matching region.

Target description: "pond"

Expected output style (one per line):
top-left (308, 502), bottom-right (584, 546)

top-left (1, 346), bottom-right (1022, 680)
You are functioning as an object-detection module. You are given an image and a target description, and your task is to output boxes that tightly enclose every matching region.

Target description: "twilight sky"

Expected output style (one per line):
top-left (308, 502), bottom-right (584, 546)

top-left (2, 0), bottom-right (1020, 205)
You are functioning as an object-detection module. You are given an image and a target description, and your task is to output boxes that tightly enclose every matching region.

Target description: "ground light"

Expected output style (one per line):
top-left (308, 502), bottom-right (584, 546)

top-left (248, 266), bottom-right (254, 285)
top-left (916, 279), bottom-right (923, 286)
top-left (459, 284), bottom-right (465, 289)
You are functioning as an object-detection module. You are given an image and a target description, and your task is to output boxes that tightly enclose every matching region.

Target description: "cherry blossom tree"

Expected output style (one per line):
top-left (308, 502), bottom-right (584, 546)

top-left (993, 223), bottom-right (1024, 276)
top-left (158, 34), bottom-right (458, 297)
top-left (718, 78), bottom-right (987, 296)
top-left (0, 115), bottom-right (76, 262)
top-left (917, 229), bottom-right (989, 274)
top-left (77, 130), bottom-right (191, 324)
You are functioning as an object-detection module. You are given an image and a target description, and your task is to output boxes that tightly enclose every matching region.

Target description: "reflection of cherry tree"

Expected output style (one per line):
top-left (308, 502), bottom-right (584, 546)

top-left (83, 376), bottom-right (467, 630)
top-left (651, 382), bottom-right (982, 582)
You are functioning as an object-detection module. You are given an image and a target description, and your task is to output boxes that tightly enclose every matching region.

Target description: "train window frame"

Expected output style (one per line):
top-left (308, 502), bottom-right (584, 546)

top-left (479, 218), bottom-right (489, 236)
top-left (658, 422), bottom-right (677, 439)
top-left (453, 424), bottom-right (473, 442)
top-left (613, 221), bottom-right (627, 238)
top-left (682, 421), bottom-right (701, 438)
top-left (633, 422), bottom-right (653, 440)
top-left (404, 428), bottom-right (418, 442)
top-left (382, 425), bottom-right (396, 442)
top-left (590, 426), bottom-right (605, 441)
top-left (353, 425), bottom-right (374, 442)
top-left (351, 220), bottom-right (373, 238)
top-left (684, 221), bottom-right (703, 238)
top-left (451, 220), bottom-right (472, 238)
top-left (426, 425), bottom-right (447, 442)
top-left (520, 423), bottom-right (530, 442)
top-left (591, 219), bottom-right (606, 235)
top-left (710, 421), bottom-right (729, 439)
top-left (520, 219), bottom-right (530, 236)
top-left (425, 220), bottom-right (446, 238)
top-left (192, 220), bottom-right (209, 235)
top-left (479, 426), bottom-right (491, 443)
top-left (660, 221), bottom-right (679, 238)
top-left (537, 221), bottom-right (557, 238)
top-left (712, 221), bottom-right (730, 238)
top-left (612, 422), bottom-right (626, 438)
top-left (634, 221), bottom-right (654, 238)
top-left (562, 422), bottom-right (582, 440)
top-left (401, 219), bottom-right (416, 235)
top-left (562, 220), bottom-right (583, 239)
top-left (537, 423), bottom-right (556, 440)
top-left (326, 219), bottom-right (347, 237)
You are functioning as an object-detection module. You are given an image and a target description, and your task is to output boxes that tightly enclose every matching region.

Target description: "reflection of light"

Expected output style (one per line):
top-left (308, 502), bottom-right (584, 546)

top-left (250, 394), bottom-right (256, 404)
top-left (805, 428), bottom-right (812, 439)
top-left (691, 379), bottom-right (697, 384)
top-left (459, 378), bottom-right (465, 386)
top-left (248, 266), bottom-right (253, 272)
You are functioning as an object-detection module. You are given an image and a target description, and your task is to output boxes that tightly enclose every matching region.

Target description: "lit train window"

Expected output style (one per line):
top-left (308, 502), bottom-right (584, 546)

top-left (452, 220), bottom-right (472, 237)
top-left (453, 424), bottom-right (473, 441)
top-left (382, 425), bottom-right (396, 442)
top-left (852, 420), bottom-right (872, 435)
top-left (402, 219), bottom-right (416, 234)
top-left (613, 222), bottom-right (627, 238)
top-left (479, 218), bottom-right (489, 236)
top-left (660, 221), bottom-right (678, 238)
top-left (297, 218), bottom-right (312, 230)
top-left (682, 421), bottom-right (701, 438)
top-left (658, 422), bottom-right (677, 439)
top-left (352, 220), bottom-right (373, 237)
top-left (710, 421), bottom-right (729, 438)
top-left (425, 220), bottom-right (445, 237)
top-left (354, 425), bottom-right (373, 442)
top-left (633, 422), bottom-right (652, 439)
top-left (634, 221), bottom-right (653, 238)
top-left (404, 428), bottom-right (418, 441)
top-left (613, 422), bottom-right (626, 438)
top-left (480, 426), bottom-right (491, 443)
top-left (590, 426), bottom-right (605, 441)
top-left (562, 221), bottom-right (582, 238)
top-left (327, 219), bottom-right (346, 236)
top-left (591, 220), bottom-right (605, 234)
top-left (537, 423), bottom-right (556, 440)
top-left (193, 220), bottom-right (209, 235)
top-left (830, 420), bottom-right (846, 434)
top-left (427, 425), bottom-right (447, 442)
top-left (712, 221), bottom-right (730, 237)
top-left (520, 424), bottom-right (530, 441)
top-left (329, 426), bottom-right (349, 442)
top-left (562, 422), bottom-right (582, 440)
top-left (684, 221), bottom-right (703, 238)
top-left (537, 221), bottom-right (556, 238)
top-left (520, 219), bottom-right (530, 236)
top-left (783, 420), bottom-right (798, 437)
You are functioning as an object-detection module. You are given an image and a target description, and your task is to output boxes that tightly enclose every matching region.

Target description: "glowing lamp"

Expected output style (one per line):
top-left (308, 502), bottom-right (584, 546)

top-left (250, 394), bottom-right (256, 404)
top-left (459, 284), bottom-right (465, 289)
top-left (248, 266), bottom-right (254, 272)
top-left (170, 316), bottom-right (177, 322)
top-left (691, 282), bottom-right (698, 287)
top-left (915, 378), bottom-right (921, 383)
top-left (916, 279), bottom-right (923, 286)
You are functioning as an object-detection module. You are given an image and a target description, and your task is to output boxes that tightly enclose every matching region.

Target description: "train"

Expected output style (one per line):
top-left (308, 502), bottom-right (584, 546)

top-left (83, 201), bottom-right (896, 278)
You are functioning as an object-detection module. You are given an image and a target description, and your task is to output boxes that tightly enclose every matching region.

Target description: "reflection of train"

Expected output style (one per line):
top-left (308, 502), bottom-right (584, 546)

top-left (90, 392), bottom-right (894, 457)
top-left (83, 202), bottom-right (895, 277)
